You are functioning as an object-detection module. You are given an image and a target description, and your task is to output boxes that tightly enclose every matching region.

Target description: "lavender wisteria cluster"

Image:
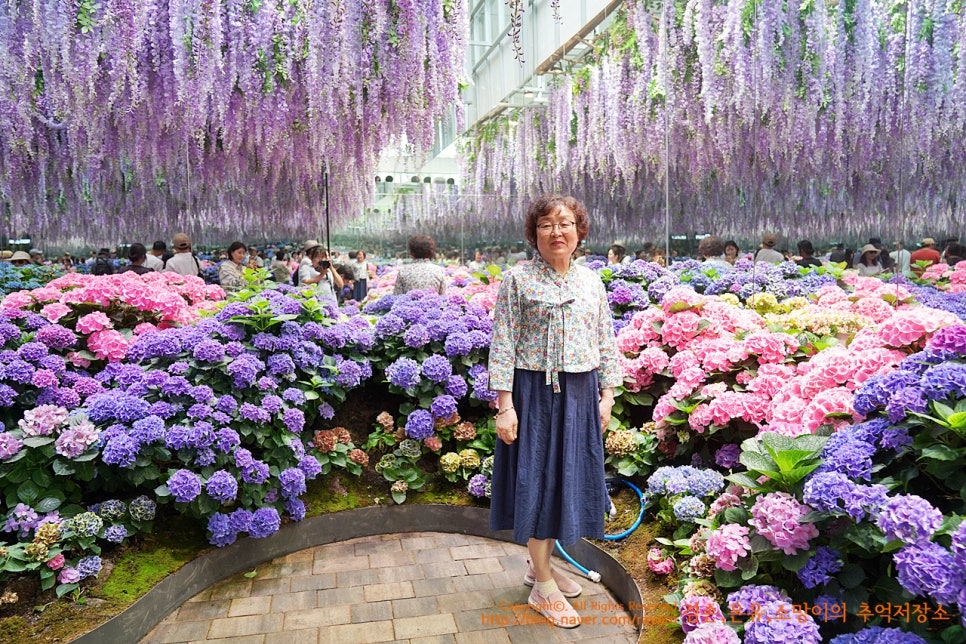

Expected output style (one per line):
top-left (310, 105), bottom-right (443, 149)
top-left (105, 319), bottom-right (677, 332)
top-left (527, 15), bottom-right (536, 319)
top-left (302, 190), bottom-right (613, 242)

top-left (462, 1), bottom-right (966, 244)
top-left (0, 1), bottom-right (468, 245)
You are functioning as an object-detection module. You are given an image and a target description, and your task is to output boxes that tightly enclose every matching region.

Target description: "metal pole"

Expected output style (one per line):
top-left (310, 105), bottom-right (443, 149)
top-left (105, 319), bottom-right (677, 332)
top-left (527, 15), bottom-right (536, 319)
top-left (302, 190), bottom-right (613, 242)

top-left (324, 165), bottom-right (331, 256)
top-left (662, 0), bottom-right (670, 261)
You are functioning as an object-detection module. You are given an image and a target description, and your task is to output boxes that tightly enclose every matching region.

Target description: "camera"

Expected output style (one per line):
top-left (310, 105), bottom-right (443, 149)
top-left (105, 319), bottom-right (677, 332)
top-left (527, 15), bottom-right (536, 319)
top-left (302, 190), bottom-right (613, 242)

top-left (320, 260), bottom-right (331, 269)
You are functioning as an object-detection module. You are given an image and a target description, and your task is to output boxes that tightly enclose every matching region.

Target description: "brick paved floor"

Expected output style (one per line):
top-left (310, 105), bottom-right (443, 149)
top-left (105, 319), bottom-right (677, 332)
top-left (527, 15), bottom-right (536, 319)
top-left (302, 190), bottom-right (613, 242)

top-left (141, 531), bottom-right (639, 644)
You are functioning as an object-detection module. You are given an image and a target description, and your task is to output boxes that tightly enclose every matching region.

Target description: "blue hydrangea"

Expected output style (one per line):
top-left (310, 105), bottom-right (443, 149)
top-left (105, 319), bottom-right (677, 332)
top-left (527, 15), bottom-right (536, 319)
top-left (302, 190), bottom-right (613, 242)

top-left (920, 363), bottom-right (966, 401)
top-left (886, 386), bottom-right (928, 423)
top-left (743, 601), bottom-right (821, 644)
top-left (207, 512), bottom-right (236, 547)
top-left (387, 357), bottom-right (421, 389)
top-left (298, 455), bottom-right (323, 480)
top-left (285, 498), bottom-right (306, 521)
top-left (829, 626), bottom-right (928, 644)
top-left (282, 387), bottom-right (306, 405)
top-left (894, 541), bottom-right (962, 606)
top-left (672, 496), bottom-right (706, 522)
top-left (405, 410), bottom-right (435, 440)
top-left (228, 509), bottom-right (253, 534)
top-left (421, 355), bottom-right (453, 384)
top-left (797, 546), bottom-right (843, 589)
top-left (167, 469), bottom-right (202, 503)
top-left (816, 430), bottom-right (877, 481)
top-left (267, 354), bottom-right (296, 376)
top-left (94, 499), bottom-right (126, 521)
top-left (249, 507), bottom-right (281, 539)
top-left (444, 375), bottom-right (468, 398)
top-left (205, 470), bottom-right (239, 503)
top-left (279, 467), bottom-right (307, 499)
top-left (192, 340), bottom-right (225, 363)
top-left (876, 494), bottom-right (944, 544)
top-left (104, 524), bottom-right (128, 543)
top-left (430, 395), bottom-right (458, 420)
top-left (102, 433), bottom-right (140, 468)
top-left (374, 313), bottom-right (406, 337)
top-left (77, 555), bottom-right (102, 579)
top-left (803, 472), bottom-right (888, 521)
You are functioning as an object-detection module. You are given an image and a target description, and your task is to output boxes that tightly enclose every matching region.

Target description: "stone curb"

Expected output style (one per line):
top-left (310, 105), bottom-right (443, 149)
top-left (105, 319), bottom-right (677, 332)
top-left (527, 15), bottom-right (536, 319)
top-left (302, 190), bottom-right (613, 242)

top-left (73, 505), bottom-right (643, 642)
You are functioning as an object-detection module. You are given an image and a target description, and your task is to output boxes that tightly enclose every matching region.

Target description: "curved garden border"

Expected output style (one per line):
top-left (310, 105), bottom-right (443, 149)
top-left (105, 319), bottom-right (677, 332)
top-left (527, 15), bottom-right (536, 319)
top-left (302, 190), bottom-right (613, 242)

top-left (73, 505), bottom-right (644, 643)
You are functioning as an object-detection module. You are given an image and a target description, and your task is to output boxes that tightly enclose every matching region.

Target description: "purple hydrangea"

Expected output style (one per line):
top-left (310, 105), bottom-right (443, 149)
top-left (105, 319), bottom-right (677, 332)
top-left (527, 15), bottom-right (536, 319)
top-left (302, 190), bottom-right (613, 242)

top-left (876, 494), bottom-right (944, 544)
top-left (879, 428), bottom-right (913, 452)
top-left (205, 470), bottom-right (239, 503)
top-left (726, 585), bottom-right (789, 615)
top-left (104, 524), bottom-right (128, 543)
top-left (128, 495), bottom-right (156, 522)
top-left (0, 432), bottom-right (24, 459)
top-left (192, 340), bottom-right (226, 363)
top-left (249, 507), bottom-right (281, 538)
top-left (282, 387), bottom-right (305, 405)
top-left (167, 469), bottom-right (203, 503)
top-left (444, 375), bottom-right (468, 398)
top-left (261, 395), bottom-right (283, 415)
top-left (279, 467), bottom-right (307, 499)
top-left (216, 395), bottom-right (238, 414)
top-left (429, 394), bottom-right (458, 420)
top-left (386, 357), bottom-right (420, 389)
top-left (228, 509), bottom-right (253, 534)
top-left (207, 512), bottom-right (236, 547)
top-left (239, 403), bottom-right (270, 423)
top-left (77, 555), bottom-right (102, 579)
top-left (886, 386), bottom-right (928, 423)
top-left (335, 360), bottom-right (363, 388)
top-left (101, 433), bottom-right (140, 467)
top-left (894, 541), bottom-right (963, 605)
top-left (284, 498), bottom-right (306, 521)
top-left (214, 428), bottom-right (241, 452)
top-left (467, 473), bottom-right (488, 498)
top-left (816, 430), bottom-right (877, 481)
top-left (241, 460), bottom-right (270, 484)
top-left (803, 472), bottom-right (888, 521)
top-left (920, 363), bottom-right (966, 401)
top-left (403, 324), bottom-right (430, 348)
top-left (190, 385), bottom-right (215, 403)
top-left (227, 356), bottom-right (263, 389)
top-left (742, 601), bottom-right (821, 644)
top-left (405, 410), bottom-right (435, 441)
top-left (829, 626), bottom-right (928, 644)
top-left (267, 354), bottom-right (296, 376)
top-left (298, 455), bottom-right (323, 479)
top-left (444, 333), bottom-right (473, 357)
top-left (283, 408), bottom-right (305, 433)
top-left (374, 313), bottom-right (406, 337)
top-left (797, 546), bottom-right (843, 589)
top-left (927, 324), bottom-right (966, 356)
top-left (714, 443), bottom-right (741, 469)
top-left (421, 355), bottom-right (453, 384)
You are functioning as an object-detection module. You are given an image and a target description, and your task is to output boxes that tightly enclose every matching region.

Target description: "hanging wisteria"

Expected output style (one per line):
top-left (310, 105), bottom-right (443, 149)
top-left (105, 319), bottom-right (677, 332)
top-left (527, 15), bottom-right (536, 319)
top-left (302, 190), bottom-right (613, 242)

top-left (0, 0), bottom-right (467, 246)
top-left (462, 0), bottom-right (966, 247)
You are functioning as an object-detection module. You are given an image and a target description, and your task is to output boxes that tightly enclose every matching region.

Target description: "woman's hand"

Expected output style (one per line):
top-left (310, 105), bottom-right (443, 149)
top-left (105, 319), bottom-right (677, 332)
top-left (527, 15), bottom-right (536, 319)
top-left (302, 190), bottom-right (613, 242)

top-left (599, 388), bottom-right (614, 432)
top-left (495, 408), bottom-right (518, 445)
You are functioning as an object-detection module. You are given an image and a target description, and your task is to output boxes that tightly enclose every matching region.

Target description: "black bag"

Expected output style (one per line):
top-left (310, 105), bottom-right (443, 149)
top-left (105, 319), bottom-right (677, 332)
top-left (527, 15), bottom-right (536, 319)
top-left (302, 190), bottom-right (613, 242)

top-left (291, 267), bottom-right (300, 286)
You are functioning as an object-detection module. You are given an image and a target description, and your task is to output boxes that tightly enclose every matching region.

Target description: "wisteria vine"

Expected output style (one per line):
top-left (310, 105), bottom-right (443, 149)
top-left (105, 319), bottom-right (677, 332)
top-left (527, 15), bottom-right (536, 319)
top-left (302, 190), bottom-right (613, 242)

top-left (0, 0), bottom-right (467, 246)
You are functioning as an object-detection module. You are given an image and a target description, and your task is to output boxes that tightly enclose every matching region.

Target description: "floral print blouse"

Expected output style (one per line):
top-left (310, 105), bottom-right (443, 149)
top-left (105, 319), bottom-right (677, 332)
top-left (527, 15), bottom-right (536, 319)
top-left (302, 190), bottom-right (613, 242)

top-left (488, 255), bottom-right (622, 392)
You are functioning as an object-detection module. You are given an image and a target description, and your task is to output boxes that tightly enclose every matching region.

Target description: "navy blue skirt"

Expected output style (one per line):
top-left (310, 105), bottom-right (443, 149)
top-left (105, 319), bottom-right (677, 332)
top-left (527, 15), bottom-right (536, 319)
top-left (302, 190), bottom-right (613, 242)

top-left (489, 369), bottom-right (607, 547)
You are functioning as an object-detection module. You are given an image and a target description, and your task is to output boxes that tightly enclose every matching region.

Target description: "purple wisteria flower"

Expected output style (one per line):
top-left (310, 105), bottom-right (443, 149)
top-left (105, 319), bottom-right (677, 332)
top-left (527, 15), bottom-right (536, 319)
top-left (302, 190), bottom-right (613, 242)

top-left (797, 546), bottom-right (843, 589)
top-left (205, 470), bottom-right (239, 503)
top-left (876, 494), bottom-right (944, 544)
top-left (405, 410), bottom-right (435, 440)
top-left (167, 469), bottom-right (203, 503)
top-left (248, 507), bottom-right (281, 538)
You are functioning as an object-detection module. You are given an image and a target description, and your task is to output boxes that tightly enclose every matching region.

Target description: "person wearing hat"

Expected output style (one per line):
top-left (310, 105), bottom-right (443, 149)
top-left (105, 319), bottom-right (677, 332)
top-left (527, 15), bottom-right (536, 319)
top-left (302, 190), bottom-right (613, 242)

top-left (28, 248), bottom-right (45, 265)
top-left (754, 233), bottom-right (784, 264)
top-left (856, 244), bottom-right (883, 276)
top-left (9, 250), bottom-right (32, 267)
top-left (909, 237), bottom-right (941, 276)
top-left (795, 240), bottom-right (822, 268)
top-left (163, 232), bottom-right (203, 277)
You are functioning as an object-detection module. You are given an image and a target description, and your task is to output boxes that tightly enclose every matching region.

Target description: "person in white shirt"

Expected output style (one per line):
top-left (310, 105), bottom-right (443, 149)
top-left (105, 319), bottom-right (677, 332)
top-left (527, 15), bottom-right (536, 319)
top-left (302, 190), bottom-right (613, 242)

top-left (163, 233), bottom-right (202, 277)
top-left (890, 241), bottom-right (912, 277)
top-left (144, 241), bottom-right (165, 271)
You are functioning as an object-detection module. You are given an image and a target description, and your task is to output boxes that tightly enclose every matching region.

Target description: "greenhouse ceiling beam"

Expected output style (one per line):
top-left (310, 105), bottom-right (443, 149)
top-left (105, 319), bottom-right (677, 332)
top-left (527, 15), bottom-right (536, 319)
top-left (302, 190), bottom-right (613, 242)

top-left (534, 0), bottom-right (622, 76)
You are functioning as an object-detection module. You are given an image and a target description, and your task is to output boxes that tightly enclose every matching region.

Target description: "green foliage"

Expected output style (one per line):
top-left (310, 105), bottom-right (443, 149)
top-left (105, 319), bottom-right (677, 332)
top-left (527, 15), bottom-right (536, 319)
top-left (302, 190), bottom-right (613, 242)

top-left (730, 432), bottom-right (827, 493)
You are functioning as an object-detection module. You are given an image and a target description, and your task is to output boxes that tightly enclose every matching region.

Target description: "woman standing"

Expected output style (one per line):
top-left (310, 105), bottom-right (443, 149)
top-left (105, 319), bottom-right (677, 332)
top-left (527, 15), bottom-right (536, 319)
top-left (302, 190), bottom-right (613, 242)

top-left (724, 240), bottom-right (740, 265)
top-left (218, 241), bottom-right (247, 294)
top-left (299, 245), bottom-right (343, 301)
top-left (488, 195), bottom-right (622, 629)
top-left (346, 250), bottom-right (369, 301)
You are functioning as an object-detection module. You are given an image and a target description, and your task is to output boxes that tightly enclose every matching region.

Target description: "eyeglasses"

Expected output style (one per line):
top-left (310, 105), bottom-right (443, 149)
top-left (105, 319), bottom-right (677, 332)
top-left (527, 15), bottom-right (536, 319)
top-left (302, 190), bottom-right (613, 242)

top-left (536, 221), bottom-right (576, 234)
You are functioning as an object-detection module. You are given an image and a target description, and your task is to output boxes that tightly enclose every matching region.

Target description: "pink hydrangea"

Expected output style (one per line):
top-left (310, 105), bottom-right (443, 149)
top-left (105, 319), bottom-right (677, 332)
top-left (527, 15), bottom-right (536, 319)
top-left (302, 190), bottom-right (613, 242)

top-left (668, 350), bottom-right (700, 377)
top-left (40, 303), bottom-right (72, 322)
top-left (744, 331), bottom-right (797, 363)
top-left (661, 287), bottom-right (707, 315)
top-left (75, 311), bottom-right (113, 334)
top-left (688, 404), bottom-right (714, 433)
top-left (878, 309), bottom-right (959, 349)
top-left (801, 386), bottom-right (857, 433)
top-left (66, 351), bottom-right (91, 368)
top-left (749, 492), bottom-right (819, 555)
top-left (0, 291), bottom-right (34, 310)
top-left (679, 595), bottom-right (726, 634)
top-left (46, 553), bottom-right (66, 570)
top-left (647, 548), bottom-right (675, 575)
top-left (684, 623), bottom-right (741, 644)
top-left (18, 405), bottom-right (69, 437)
top-left (662, 311), bottom-right (705, 350)
top-left (86, 329), bottom-right (129, 362)
top-left (705, 524), bottom-right (750, 571)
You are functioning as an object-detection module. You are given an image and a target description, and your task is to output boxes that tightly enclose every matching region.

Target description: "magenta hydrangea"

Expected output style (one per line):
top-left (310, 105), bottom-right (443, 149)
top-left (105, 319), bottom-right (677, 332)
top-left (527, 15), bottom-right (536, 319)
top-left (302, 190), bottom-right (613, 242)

top-left (678, 595), bottom-right (725, 633)
top-left (749, 492), bottom-right (819, 555)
